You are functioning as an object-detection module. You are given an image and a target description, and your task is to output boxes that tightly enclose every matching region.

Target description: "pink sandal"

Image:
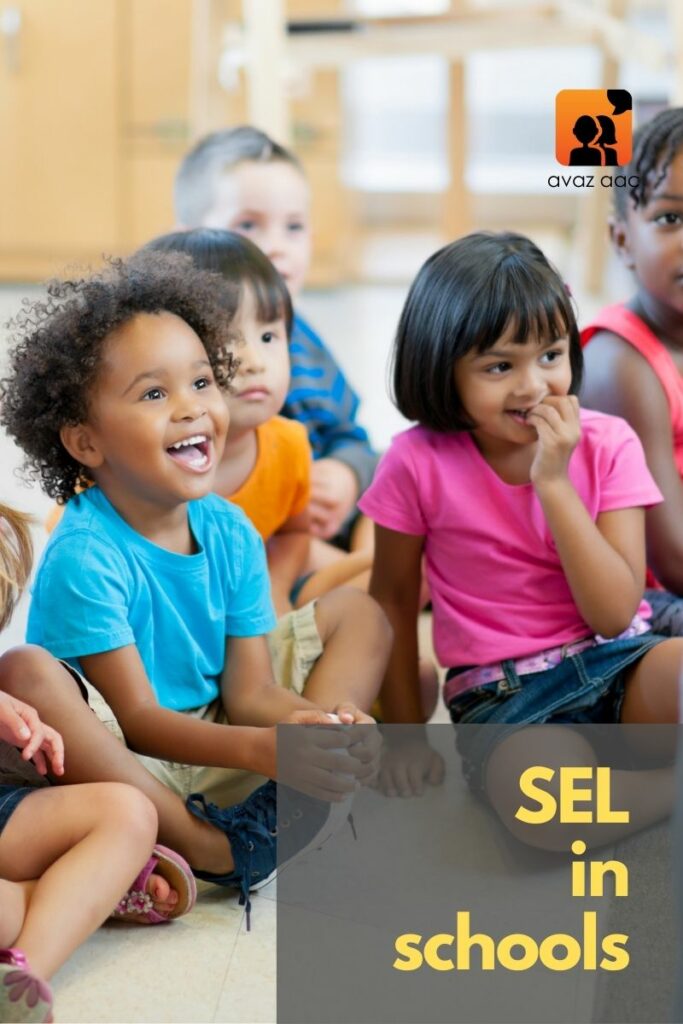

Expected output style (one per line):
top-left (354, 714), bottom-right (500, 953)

top-left (110, 844), bottom-right (197, 925)
top-left (0, 949), bottom-right (53, 1023)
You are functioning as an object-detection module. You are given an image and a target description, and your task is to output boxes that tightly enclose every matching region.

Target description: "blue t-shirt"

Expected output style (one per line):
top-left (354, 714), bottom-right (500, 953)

top-left (27, 487), bottom-right (277, 711)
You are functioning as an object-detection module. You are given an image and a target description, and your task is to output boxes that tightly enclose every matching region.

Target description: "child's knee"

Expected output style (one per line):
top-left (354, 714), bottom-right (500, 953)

top-left (0, 644), bottom-right (60, 700)
top-left (316, 587), bottom-right (393, 650)
top-left (97, 783), bottom-right (158, 844)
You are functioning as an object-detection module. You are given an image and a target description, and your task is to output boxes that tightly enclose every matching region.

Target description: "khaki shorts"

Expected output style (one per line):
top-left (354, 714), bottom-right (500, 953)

top-left (68, 602), bottom-right (323, 809)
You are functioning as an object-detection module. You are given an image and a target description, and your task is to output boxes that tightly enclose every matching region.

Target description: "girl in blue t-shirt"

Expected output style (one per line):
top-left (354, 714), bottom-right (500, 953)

top-left (0, 249), bottom-right (384, 927)
top-left (0, 503), bottom-right (195, 1023)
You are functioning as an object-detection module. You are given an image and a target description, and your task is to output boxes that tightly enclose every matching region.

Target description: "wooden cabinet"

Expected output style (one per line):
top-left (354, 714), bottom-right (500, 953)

top-left (0, 0), bottom-right (348, 283)
top-left (0, 1), bottom-right (121, 277)
top-left (0, 0), bottom-right (193, 279)
top-left (120, 0), bottom-right (193, 250)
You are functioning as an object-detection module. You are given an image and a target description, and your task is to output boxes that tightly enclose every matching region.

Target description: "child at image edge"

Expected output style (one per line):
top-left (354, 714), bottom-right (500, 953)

top-left (0, 251), bottom-right (387, 927)
top-left (582, 106), bottom-right (683, 635)
top-left (0, 504), bottom-right (195, 1023)
top-left (361, 231), bottom-right (682, 840)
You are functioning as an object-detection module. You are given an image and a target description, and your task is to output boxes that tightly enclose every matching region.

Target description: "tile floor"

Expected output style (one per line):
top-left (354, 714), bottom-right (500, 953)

top-left (0, 226), bottom-right (626, 1022)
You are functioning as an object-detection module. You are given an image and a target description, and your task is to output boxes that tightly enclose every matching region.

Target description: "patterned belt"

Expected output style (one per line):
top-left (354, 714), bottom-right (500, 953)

top-left (444, 615), bottom-right (651, 705)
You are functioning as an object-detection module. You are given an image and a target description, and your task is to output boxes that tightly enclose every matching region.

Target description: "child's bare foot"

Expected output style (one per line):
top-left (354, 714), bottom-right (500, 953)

top-left (112, 845), bottom-right (196, 925)
top-left (0, 878), bottom-right (33, 947)
top-left (113, 870), bottom-right (179, 924)
top-left (144, 872), bottom-right (178, 918)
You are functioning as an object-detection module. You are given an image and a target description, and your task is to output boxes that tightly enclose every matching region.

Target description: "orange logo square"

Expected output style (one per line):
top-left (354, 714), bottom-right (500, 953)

top-left (555, 90), bottom-right (632, 167)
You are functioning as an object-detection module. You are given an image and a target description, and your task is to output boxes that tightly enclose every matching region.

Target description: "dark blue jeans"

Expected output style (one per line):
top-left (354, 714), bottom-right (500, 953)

top-left (447, 631), bottom-right (667, 795)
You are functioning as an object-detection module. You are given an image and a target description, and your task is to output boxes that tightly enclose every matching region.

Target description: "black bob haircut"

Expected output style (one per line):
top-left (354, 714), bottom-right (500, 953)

top-left (392, 231), bottom-right (582, 433)
top-left (142, 228), bottom-right (293, 337)
top-left (613, 107), bottom-right (683, 219)
top-left (0, 249), bottom-right (238, 504)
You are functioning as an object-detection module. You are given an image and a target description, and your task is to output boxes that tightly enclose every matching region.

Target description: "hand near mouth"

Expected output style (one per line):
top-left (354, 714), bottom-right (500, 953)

top-left (528, 394), bottom-right (581, 487)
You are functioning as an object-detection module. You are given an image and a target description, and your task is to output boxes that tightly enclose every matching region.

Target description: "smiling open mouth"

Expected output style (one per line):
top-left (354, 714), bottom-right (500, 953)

top-left (507, 409), bottom-right (533, 421)
top-left (166, 434), bottom-right (211, 470)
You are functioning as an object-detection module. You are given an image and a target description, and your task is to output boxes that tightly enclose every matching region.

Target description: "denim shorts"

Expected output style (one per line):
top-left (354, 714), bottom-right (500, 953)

top-left (447, 631), bottom-right (667, 797)
top-left (0, 784), bottom-right (35, 837)
top-left (645, 588), bottom-right (683, 637)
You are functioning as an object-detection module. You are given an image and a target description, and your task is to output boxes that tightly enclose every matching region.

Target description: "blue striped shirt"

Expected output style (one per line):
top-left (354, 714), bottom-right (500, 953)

top-left (283, 312), bottom-right (378, 494)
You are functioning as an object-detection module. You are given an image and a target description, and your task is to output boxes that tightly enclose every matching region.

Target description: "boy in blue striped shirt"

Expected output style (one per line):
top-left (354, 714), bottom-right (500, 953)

top-left (174, 127), bottom-right (378, 555)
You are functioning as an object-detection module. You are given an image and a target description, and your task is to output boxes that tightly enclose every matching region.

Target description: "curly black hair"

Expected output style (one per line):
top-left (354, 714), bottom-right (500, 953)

top-left (613, 107), bottom-right (683, 218)
top-left (0, 250), bottom-right (239, 503)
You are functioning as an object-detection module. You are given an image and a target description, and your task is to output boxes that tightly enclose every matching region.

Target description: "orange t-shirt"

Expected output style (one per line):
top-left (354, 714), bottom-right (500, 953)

top-left (46, 416), bottom-right (311, 542)
top-left (223, 416), bottom-right (311, 542)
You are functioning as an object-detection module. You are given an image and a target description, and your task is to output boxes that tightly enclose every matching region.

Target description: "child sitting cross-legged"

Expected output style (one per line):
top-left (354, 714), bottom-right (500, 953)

top-left (0, 251), bottom-right (389, 926)
top-left (0, 504), bottom-right (196, 1024)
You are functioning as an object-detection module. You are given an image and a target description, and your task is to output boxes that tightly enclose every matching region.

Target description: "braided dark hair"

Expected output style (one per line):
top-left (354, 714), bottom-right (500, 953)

top-left (614, 107), bottom-right (683, 217)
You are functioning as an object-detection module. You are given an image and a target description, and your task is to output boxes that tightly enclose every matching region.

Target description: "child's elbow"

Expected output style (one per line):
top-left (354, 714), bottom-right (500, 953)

top-left (591, 601), bottom-right (640, 640)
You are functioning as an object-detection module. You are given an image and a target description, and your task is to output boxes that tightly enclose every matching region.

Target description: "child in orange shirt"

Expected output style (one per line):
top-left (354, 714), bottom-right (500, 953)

top-left (145, 228), bottom-right (373, 616)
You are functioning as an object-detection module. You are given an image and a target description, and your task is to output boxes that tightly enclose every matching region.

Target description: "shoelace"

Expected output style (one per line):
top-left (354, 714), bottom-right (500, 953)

top-left (219, 787), bottom-right (277, 932)
top-left (231, 819), bottom-right (274, 933)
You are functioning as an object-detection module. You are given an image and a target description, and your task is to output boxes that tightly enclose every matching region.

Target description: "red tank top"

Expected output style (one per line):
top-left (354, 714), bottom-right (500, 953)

top-left (582, 303), bottom-right (683, 476)
top-left (582, 303), bottom-right (683, 588)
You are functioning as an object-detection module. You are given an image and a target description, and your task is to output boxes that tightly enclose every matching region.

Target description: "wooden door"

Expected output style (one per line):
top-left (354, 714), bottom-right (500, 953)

top-left (0, 0), bottom-right (120, 278)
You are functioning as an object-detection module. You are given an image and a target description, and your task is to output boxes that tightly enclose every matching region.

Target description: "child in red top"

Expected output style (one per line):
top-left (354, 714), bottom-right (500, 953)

top-left (582, 107), bottom-right (683, 633)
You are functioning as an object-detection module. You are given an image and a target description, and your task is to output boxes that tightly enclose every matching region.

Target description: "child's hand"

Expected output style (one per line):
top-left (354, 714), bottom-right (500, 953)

top-left (528, 395), bottom-right (581, 487)
top-left (310, 459), bottom-right (358, 540)
top-left (275, 709), bottom-right (361, 802)
top-left (333, 703), bottom-right (374, 725)
top-left (333, 703), bottom-right (382, 787)
top-left (376, 735), bottom-right (445, 798)
top-left (0, 692), bottom-right (64, 776)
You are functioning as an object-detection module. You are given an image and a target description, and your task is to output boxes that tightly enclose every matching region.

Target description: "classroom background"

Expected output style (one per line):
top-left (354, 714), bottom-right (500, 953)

top-left (0, 2), bottom-right (680, 1021)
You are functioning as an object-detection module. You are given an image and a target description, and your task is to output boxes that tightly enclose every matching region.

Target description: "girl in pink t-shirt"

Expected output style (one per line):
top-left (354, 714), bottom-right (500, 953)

top-left (360, 231), bottom-right (683, 845)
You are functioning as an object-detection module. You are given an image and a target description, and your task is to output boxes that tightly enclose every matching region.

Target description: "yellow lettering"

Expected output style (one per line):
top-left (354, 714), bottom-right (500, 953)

top-left (600, 933), bottom-right (630, 971)
top-left (582, 911), bottom-right (597, 970)
top-left (393, 933), bottom-right (423, 971)
top-left (571, 839), bottom-right (587, 896)
top-left (515, 766), bottom-right (556, 824)
top-left (590, 859), bottom-right (628, 897)
top-left (596, 767), bottom-right (629, 823)
top-left (497, 934), bottom-right (538, 971)
top-left (560, 767), bottom-right (594, 823)
top-left (424, 934), bottom-right (455, 971)
top-left (538, 934), bottom-right (582, 971)
top-left (455, 911), bottom-right (496, 970)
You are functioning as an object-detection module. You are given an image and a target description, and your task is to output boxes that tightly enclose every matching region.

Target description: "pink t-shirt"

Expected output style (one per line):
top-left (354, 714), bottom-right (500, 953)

top-left (359, 409), bottom-right (663, 668)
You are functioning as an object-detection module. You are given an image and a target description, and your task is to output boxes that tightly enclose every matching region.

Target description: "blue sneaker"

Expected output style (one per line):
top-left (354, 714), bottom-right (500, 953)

top-left (186, 780), bottom-right (353, 929)
top-left (186, 781), bottom-right (278, 930)
top-left (276, 785), bottom-right (355, 866)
